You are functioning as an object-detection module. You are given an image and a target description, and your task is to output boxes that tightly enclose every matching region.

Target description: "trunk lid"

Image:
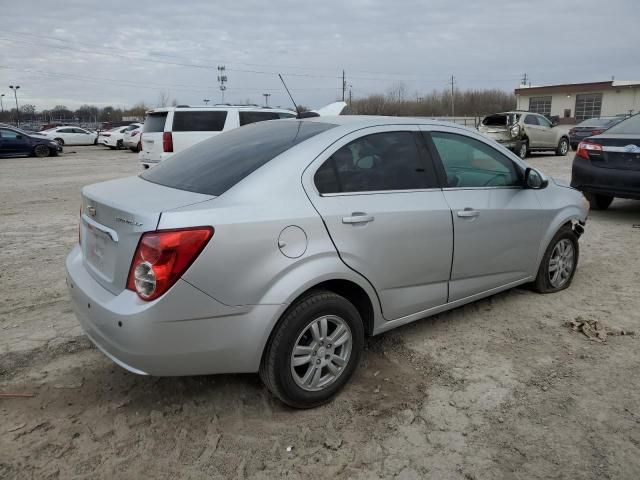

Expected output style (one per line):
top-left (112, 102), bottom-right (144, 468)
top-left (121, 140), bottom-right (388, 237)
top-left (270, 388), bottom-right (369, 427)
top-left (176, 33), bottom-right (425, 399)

top-left (80, 176), bottom-right (214, 294)
top-left (585, 134), bottom-right (640, 171)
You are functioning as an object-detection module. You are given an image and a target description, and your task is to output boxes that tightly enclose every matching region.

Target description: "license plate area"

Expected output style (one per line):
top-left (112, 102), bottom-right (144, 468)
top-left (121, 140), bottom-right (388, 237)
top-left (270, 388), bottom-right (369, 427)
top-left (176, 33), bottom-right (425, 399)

top-left (84, 224), bottom-right (116, 281)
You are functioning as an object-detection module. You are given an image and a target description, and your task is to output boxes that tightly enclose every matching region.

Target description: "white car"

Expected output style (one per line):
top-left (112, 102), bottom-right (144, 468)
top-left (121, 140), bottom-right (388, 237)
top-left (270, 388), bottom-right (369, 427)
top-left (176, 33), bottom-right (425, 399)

top-left (139, 103), bottom-right (346, 169)
top-left (39, 126), bottom-right (97, 146)
top-left (123, 124), bottom-right (143, 152)
top-left (99, 123), bottom-right (142, 149)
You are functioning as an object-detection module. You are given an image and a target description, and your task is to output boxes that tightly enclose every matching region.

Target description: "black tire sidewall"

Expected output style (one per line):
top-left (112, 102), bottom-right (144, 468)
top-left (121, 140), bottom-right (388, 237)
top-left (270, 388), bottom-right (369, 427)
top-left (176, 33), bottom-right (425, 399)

top-left (267, 292), bottom-right (364, 408)
top-left (536, 227), bottom-right (579, 293)
top-left (519, 141), bottom-right (528, 159)
top-left (34, 145), bottom-right (50, 158)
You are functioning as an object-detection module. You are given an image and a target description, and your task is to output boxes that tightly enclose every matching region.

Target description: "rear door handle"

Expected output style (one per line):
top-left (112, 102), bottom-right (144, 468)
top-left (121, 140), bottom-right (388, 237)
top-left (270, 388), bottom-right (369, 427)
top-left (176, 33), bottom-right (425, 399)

top-left (342, 213), bottom-right (375, 224)
top-left (457, 208), bottom-right (480, 218)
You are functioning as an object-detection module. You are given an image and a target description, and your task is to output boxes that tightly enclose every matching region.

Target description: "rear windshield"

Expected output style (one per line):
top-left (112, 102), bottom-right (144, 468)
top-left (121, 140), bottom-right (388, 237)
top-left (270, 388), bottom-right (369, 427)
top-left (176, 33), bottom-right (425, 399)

top-left (577, 118), bottom-right (616, 127)
top-left (605, 114), bottom-right (640, 135)
top-left (172, 111), bottom-right (227, 131)
top-left (141, 120), bottom-right (336, 196)
top-left (239, 111), bottom-right (296, 126)
top-left (143, 113), bottom-right (168, 133)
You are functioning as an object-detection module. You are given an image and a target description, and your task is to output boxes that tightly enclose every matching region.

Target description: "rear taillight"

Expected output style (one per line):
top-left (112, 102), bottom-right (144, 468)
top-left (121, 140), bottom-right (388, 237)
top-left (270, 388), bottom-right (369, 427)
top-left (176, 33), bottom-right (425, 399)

top-left (131, 131), bottom-right (139, 137)
top-left (590, 129), bottom-right (604, 135)
top-left (162, 132), bottom-right (173, 152)
top-left (126, 227), bottom-right (213, 301)
top-left (576, 140), bottom-right (603, 160)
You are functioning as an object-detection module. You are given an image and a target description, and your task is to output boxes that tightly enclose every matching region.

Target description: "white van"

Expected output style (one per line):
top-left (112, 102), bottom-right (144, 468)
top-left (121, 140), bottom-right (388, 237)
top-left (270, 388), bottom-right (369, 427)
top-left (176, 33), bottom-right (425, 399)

top-left (139, 105), bottom-right (296, 169)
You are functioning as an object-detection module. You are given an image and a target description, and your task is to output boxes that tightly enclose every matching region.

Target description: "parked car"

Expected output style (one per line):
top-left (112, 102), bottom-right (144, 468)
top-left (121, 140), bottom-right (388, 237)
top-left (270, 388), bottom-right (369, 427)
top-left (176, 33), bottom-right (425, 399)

top-left (478, 111), bottom-right (570, 159)
top-left (99, 123), bottom-right (142, 149)
top-left (38, 126), bottom-right (98, 146)
top-left (66, 117), bottom-right (588, 408)
top-left (139, 105), bottom-right (297, 169)
top-left (123, 124), bottom-right (143, 152)
top-left (568, 117), bottom-right (624, 150)
top-left (0, 124), bottom-right (63, 158)
top-left (571, 113), bottom-right (640, 210)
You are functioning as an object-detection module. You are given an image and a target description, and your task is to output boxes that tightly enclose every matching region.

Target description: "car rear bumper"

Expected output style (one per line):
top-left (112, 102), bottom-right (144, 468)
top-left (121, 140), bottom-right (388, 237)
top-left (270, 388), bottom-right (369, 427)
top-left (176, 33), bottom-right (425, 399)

top-left (571, 158), bottom-right (640, 200)
top-left (65, 245), bottom-right (282, 376)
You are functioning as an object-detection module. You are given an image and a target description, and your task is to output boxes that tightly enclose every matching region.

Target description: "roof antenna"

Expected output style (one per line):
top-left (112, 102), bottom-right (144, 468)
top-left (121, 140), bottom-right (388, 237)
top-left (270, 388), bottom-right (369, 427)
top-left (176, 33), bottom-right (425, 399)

top-left (278, 74), bottom-right (319, 119)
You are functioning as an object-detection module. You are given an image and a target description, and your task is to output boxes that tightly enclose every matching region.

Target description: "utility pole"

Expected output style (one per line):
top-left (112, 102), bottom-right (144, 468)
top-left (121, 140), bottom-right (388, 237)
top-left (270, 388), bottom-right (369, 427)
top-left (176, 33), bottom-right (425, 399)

top-left (0, 93), bottom-right (4, 113)
top-left (342, 70), bottom-right (346, 102)
top-left (521, 73), bottom-right (528, 86)
top-left (262, 93), bottom-right (271, 107)
top-left (9, 85), bottom-right (20, 125)
top-left (348, 86), bottom-right (352, 108)
top-left (217, 66), bottom-right (227, 103)
top-left (450, 75), bottom-right (455, 118)
top-left (203, 99), bottom-right (210, 105)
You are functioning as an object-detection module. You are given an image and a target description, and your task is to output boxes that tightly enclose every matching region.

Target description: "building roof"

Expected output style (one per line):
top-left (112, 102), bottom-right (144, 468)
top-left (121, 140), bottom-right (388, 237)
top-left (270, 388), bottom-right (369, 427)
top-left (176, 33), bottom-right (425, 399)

top-left (515, 80), bottom-right (640, 96)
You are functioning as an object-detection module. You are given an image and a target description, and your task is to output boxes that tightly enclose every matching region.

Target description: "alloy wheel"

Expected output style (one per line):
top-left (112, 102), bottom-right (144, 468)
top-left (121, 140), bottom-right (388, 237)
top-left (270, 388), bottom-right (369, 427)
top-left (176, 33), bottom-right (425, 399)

top-left (290, 315), bottom-right (352, 392)
top-left (548, 239), bottom-right (575, 288)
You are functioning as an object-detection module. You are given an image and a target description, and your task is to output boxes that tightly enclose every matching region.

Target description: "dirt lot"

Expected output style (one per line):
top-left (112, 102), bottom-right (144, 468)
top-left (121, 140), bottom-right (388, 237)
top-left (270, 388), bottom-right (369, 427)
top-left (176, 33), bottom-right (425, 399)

top-left (1, 146), bottom-right (639, 479)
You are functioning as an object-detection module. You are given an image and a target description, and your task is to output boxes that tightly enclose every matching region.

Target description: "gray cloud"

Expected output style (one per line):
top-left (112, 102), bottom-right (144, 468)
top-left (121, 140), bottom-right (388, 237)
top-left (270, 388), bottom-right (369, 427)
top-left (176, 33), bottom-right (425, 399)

top-left (1, 0), bottom-right (639, 110)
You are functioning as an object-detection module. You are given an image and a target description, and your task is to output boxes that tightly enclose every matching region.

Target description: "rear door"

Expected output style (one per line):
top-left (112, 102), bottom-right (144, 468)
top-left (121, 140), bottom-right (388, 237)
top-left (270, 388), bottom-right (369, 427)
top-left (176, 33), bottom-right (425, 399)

top-left (140, 111), bottom-right (169, 162)
top-left (424, 127), bottom-right (544, 301)
top-left (171, 110), bottom-right (231, 153)
top-left (302, 125), bottom-right (453, 320)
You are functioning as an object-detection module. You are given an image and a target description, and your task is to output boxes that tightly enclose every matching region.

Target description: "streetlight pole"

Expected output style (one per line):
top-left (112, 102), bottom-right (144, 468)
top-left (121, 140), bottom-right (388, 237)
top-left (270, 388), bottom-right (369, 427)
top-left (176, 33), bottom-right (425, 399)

top-left (262, 93), bottom-right (271, 107)
top-left (9, 85), bottom-right (20, 125)
top-left (203, 99), bottom-right (210, 105)
top-left (0, 94), bottom-right (4, 113)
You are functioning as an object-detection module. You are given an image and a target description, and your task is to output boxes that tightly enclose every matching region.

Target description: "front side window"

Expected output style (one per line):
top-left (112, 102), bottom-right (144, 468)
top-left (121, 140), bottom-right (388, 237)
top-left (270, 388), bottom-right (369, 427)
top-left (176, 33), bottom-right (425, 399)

top-left (0, 128), bottom-right (20, 139)
top-left (314, 131), bottom-right (432, 194)
top-left (430, 132), bottom-right (521, 188)
top-left (59, 128), bottom-right (74, 133)
top-left (537, 115), bottom-right (552, 128)
top-left (172, 111), bottom-right (228, 132)
top-left (524, 115), bottom-right (539, 126)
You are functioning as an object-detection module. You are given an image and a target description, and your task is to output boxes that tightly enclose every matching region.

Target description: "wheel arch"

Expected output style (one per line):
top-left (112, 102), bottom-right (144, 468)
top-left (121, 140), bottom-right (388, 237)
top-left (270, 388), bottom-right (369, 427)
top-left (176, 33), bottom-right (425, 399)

top-left (534, 207), bottom-right (584, 273)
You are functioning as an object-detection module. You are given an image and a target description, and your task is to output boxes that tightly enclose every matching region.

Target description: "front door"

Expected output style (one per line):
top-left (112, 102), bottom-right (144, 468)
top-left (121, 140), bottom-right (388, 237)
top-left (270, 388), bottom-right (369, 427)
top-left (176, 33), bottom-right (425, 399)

top-left (303, 126), bottom-right (453, 320)
top-left (535, 114), bottom-right (557, 147)
top-left (425, 128), bottom-right (545, 302)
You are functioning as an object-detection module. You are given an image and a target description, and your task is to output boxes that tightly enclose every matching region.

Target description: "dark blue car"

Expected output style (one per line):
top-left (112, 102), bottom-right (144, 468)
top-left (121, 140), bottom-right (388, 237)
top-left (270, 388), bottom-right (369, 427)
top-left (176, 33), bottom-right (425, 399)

top-left (0, 124), bottom-right (63, 158)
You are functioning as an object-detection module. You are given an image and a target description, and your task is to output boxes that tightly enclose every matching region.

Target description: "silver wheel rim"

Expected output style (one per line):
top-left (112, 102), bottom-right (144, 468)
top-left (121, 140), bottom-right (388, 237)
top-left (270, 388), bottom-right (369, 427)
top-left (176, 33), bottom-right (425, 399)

top-left (290, 315), bottom-right (352, 392)
top-left (548, 239), bottom-right (575, 288)
top-left (519, 143), bottom-right (527, 158)
top-left (35, 145), bottom-right (48, 157)
top-left (560, 140), bottom-right (568, 154)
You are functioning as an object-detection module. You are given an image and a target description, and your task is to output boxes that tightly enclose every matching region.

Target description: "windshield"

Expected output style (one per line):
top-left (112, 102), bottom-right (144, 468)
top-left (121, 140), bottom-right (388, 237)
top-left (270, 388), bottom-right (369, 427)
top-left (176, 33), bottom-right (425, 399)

top-left (141, 120), bottom-right (336, 196)
top-left (601, 114), bottom-right (640, 135)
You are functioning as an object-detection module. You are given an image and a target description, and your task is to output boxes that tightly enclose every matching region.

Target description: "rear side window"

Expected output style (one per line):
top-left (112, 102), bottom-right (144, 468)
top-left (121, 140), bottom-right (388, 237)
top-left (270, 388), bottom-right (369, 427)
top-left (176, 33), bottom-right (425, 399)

top-left (142, 120), bottom-right (336, 196)
top-left (143, 113), bottom-right (168, 133)
top-left (314, 131), bottom-right (433, 194)
top-left (172, 111), bottom-right (227, 131)
top-left (239, 111), bottom-right (281, 126)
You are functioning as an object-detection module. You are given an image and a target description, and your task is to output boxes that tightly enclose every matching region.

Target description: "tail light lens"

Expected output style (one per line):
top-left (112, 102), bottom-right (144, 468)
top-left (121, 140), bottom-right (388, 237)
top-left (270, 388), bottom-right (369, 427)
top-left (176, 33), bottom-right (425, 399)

top-left (576, 140), bottom-right (603, 160)
top-left (162, 132), bottom-right (173, 152)
top-left (131, 131), bottom-right (139, 137)
top-left (590, 129), bottom-right (604, 135)
top-left (126, 227), bottom-right (213, 301)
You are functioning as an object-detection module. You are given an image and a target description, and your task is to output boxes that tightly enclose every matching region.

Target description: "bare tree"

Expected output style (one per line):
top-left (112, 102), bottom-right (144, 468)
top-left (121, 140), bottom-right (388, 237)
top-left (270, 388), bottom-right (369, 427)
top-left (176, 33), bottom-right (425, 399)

top-left (157, 91), bottom-right (170, 108)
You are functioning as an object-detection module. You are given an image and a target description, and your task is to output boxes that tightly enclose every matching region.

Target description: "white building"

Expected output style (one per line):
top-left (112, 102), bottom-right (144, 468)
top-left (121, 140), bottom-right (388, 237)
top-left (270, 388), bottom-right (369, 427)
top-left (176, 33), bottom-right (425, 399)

top-left (515, 80), bottom-right (640, 124)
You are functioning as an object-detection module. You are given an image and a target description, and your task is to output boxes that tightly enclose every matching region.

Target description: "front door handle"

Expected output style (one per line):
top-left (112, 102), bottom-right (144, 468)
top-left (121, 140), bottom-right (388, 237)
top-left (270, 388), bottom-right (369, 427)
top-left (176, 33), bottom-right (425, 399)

top-left (457, 208), bottom-right (480, 218)
top-left (342, 212), bottom-right (374, 224)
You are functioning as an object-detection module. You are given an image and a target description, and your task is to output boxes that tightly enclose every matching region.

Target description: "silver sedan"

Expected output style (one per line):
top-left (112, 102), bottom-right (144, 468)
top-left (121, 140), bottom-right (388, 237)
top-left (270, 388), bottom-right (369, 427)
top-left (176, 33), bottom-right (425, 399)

top-left (66, 116), bottom-right (588, 408)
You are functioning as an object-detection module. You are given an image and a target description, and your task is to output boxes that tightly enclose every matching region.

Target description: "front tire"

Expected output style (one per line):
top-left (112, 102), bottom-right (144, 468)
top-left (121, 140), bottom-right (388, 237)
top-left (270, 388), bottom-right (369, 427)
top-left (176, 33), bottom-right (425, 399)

top-left (33, 144), bottom-right (51, 158)
top-left (585, 192), bottom-right (613, 210)
top-left (533, 226), bottom-right (579, 293)
top-left (260, 290), bottom-right (364, 409)
top-left (517, 140), bottom-right (528, 159)
top-left (555, 137), bottom-right (569, 156)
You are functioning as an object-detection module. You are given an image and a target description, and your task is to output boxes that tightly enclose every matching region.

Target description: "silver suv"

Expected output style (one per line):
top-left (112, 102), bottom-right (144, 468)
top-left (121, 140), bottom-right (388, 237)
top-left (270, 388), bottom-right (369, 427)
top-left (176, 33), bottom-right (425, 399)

top-left (479, 111), bottom-right (570, 159)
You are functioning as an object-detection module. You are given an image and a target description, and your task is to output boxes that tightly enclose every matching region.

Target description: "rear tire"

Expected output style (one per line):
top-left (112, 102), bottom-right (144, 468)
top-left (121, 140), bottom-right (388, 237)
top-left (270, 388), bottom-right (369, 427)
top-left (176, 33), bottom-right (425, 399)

top-left (585, 192), bottom-right (613, 210)
top-left (33, 144), bottom-right (51, 158)
top-left (555, 137), bottom-right (569, 156)
top-left (259, 290), bottom-right (364, 409)
top-left (532, 225), bottom-right (579, 293)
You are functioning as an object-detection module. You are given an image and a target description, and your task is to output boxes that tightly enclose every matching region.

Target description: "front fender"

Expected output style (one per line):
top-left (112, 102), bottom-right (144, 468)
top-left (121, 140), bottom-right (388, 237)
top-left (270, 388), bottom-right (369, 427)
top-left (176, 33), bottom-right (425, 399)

top-left (535, 203), bottom-right (587, 271)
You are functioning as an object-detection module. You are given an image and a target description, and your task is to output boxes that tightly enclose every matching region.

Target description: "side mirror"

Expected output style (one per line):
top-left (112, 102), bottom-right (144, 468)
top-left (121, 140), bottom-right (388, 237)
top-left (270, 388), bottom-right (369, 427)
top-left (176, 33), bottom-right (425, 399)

top-left (524, 167), bottom-right (548, 189)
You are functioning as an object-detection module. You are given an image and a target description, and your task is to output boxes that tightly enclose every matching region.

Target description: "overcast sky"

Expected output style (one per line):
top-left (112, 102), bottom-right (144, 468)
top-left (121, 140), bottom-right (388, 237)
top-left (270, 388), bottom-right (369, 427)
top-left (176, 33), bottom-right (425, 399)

top-left (1, 0), bottom-right (639, 111)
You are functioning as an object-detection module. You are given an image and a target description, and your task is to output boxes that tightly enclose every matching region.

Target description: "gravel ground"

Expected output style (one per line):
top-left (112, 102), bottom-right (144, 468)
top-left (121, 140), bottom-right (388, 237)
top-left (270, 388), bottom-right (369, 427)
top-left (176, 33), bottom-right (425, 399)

top-left (1, 145), bottom-right (639, 479)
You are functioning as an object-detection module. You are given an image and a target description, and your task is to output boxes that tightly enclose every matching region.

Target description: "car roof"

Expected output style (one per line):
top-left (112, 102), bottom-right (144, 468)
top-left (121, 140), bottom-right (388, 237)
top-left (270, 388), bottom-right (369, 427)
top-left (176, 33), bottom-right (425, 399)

top-left (305, 115), bottom-right (475, 130)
